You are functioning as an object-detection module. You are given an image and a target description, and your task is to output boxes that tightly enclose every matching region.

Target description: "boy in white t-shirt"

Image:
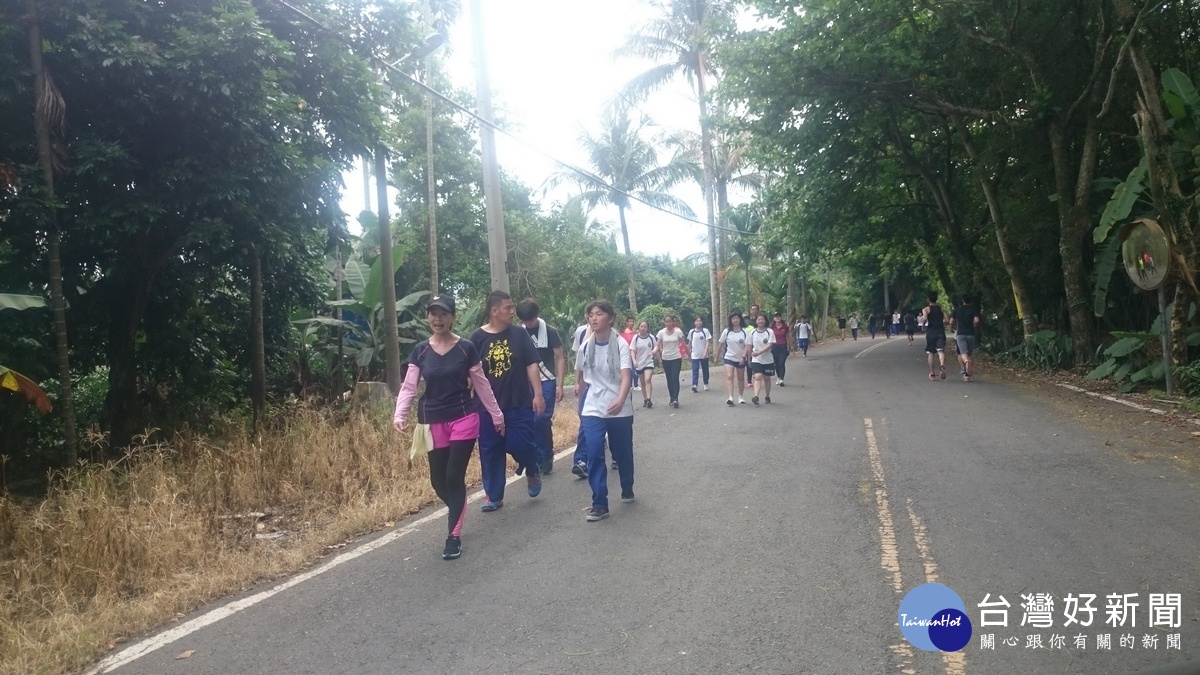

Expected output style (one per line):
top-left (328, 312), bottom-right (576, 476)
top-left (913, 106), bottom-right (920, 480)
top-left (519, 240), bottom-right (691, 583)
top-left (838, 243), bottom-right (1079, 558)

top-left (687, 316), bottom-right (712, 392)
top-left (795, 316), bottom-right (813, 357)
top-left (574, 299), bottom-right (635, 522)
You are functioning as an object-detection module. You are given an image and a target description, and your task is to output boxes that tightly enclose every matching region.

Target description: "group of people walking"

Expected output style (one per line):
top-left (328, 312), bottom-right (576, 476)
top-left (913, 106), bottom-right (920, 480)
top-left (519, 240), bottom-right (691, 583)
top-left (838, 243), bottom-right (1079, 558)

top-left (394, 288), bottom-right (984, 562)
top-left (392, 292), bottom-right (819, 561)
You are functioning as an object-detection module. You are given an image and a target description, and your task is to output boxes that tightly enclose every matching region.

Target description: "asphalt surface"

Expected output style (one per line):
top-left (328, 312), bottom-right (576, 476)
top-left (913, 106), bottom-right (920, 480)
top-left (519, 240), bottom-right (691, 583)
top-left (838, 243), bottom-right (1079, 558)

top-left (101, 335), bottom-right (1200, 675)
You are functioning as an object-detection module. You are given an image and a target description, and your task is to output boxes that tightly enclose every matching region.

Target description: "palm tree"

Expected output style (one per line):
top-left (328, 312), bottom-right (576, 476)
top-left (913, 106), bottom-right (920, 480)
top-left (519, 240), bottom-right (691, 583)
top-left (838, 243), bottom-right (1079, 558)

top-left (550, 106), bottom-right (695, 312)
top-left (666, 119), bottom-right (761, 323)
top-left (727, 205), bottom-right (763, 307)
top-left (617, 0), bottom-right (736, 325)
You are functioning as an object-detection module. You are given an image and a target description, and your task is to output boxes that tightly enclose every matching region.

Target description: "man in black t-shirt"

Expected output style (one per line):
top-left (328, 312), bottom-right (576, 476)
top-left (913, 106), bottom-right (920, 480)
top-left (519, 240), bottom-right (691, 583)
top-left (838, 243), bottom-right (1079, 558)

top-left (837, 315), bottom-right (847, 340)
top-left (949, 293), bottom-right (982, 382)
top-left (470, 291), bottom-right (546, 511)
top-left (517, 298), bottom-right (565, 475)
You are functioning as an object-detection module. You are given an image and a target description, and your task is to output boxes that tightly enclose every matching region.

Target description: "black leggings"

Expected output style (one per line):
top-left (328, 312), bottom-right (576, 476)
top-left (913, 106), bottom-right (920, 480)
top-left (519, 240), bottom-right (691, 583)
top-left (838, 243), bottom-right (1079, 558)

top-left (663, 358), bottom-right (682, 402)
top-left (427, 439), bottom-right (474, 537)
top-left (771, 345), bottom-right (789, 380)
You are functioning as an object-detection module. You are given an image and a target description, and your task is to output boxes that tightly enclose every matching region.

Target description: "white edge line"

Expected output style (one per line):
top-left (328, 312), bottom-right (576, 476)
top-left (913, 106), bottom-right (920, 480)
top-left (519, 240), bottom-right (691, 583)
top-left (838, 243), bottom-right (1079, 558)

top-left (89, 444), bottom-right (581, 673)
top-left (854, 339), bottom-right (901, 359)
top-left (1056, 383), bottom-right (1200, 424)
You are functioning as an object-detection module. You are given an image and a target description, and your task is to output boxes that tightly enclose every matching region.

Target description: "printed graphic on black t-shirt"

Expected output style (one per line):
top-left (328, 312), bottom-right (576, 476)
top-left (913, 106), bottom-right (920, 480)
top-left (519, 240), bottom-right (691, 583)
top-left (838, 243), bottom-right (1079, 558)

top-left (470, 325), bottom-right (540, 410)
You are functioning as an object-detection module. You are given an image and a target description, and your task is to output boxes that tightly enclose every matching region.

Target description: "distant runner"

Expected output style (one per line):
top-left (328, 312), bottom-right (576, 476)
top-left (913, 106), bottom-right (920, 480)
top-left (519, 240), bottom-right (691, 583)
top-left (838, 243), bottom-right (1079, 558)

top-left (921, 292), bottom-right (947, 381)
top-left (903, 310), bottom-right (917, 346)
top-left (795, 316), bottom-right (813, 357)
top-left (950, 293), bottom-right (982, 382)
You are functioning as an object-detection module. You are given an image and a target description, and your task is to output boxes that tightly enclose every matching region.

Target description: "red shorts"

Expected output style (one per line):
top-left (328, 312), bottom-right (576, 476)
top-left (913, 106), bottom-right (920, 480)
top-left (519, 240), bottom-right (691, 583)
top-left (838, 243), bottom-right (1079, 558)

top-left (430, 413), bottom-right (480, 448)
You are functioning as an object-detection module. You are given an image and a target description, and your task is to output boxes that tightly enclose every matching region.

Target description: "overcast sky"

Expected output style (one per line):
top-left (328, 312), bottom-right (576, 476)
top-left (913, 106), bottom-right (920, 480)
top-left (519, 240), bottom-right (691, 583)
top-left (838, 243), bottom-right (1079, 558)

top-left (340, 0), bottom-right (735, 260)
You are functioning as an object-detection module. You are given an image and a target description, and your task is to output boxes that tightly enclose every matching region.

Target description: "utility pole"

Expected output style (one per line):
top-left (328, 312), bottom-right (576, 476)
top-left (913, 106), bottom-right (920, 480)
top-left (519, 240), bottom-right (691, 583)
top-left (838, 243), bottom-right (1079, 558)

top-left (469, 0), bottom-right (508, 292)
top-left (375, 149), bottom-right (401, 394)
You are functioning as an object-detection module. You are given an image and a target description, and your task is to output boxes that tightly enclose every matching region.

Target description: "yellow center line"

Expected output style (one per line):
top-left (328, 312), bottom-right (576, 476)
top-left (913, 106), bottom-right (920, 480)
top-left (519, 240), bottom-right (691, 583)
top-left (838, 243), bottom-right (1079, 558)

top-left (865, 418), bottom-right (904, 593)
top-left (868, 417), bottom-right (968, 675)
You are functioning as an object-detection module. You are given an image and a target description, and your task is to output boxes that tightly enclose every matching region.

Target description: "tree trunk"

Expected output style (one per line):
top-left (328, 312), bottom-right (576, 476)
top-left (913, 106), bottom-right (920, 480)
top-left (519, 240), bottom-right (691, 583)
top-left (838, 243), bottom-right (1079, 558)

top-left (331, 253), bottom-right (344, 403)
top-left (25, 0), bottom-right (78, 463)
top-left (800, 264), bottom-right (809, 319)
top-left (375, 149), bottom-right (402, 394)
top-left (697, 69), bottom-right (719, 333)
top-left (1129, 44), bottom-right (1196, 365)
top-left (1048, 120), bottom-right (1100, 364)
top-left (618, 206), bottom-right (638, 313)
top-left (105, 266), bottom-right (159, 449)
top-left (250, 249), bottom-right (266, 441)
top-left (822, 259), bottom-right (832, 335)
top-left (716, 177), bottom-right (731, 327)
top-left (952, 116), bottom-right (1036, 339)
top-left (786, 269), bottom-right (795, 323)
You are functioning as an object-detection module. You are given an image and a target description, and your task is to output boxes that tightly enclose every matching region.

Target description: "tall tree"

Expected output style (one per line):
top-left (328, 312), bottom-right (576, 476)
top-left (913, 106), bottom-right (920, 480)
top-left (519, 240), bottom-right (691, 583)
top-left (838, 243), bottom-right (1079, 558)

top-left (22, 0), bottom-right (78, 462)
top-left (617, 0), bottom-right (736, 324)
top-left (552, 105), bottom-right (695, 313)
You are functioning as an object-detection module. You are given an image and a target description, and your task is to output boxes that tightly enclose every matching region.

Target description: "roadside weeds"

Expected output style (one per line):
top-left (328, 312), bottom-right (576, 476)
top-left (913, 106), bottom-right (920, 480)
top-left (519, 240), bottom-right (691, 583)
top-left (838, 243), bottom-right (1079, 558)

top-left (0, 404), bottom-right (580, 675)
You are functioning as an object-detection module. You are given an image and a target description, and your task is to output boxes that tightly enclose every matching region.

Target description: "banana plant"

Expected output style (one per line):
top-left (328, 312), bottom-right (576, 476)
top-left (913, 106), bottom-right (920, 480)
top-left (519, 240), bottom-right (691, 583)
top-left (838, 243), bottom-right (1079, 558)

top-left (0, 293), bottom-right (52, 413)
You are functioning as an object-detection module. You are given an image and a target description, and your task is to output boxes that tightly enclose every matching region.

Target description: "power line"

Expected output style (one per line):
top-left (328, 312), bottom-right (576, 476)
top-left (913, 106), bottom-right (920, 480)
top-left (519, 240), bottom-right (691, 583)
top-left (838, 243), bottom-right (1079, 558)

top-left (267, 0), bottom-right (757, 238)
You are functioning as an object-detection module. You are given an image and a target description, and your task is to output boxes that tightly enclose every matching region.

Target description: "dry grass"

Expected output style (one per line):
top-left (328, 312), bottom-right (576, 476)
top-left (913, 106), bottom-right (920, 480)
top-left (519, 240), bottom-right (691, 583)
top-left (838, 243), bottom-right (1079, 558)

top-left (0, 402), bottom-right (580, 675)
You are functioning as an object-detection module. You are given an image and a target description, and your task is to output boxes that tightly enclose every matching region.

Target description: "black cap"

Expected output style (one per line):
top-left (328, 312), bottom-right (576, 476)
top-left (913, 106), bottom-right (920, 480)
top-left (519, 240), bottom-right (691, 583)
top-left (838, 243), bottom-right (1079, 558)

top-left (428, 294), bottom-right (455, 314)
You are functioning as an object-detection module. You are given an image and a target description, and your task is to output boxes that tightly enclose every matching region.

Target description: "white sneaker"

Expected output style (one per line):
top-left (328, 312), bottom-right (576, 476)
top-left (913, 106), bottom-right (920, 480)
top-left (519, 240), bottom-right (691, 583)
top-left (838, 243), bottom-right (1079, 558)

top-left (738, 397), bottom-right (746, 405)
top-left (633, 385), bottom-right (641, 391)
top-left (703, 385), bottom-right (709, 391)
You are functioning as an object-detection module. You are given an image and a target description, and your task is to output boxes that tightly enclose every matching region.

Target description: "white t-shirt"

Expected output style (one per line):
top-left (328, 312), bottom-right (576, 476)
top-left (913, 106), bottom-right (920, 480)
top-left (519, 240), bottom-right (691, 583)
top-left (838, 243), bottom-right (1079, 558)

top-left (572, 325), bottom-right (588, 354)
top-left (687, 328), bottom-right (712, 358)
top-left (750, 328), bottom-right (775, 364)
top-left (892, 312), bottom-right (901, 325)
top-left (849, 316), bottom-right (859, 329)
top-left (795, 322), bottom-right (812, 339)
top-left (630, 333), bottom-right (656, 370)
top-left (656, 327), bottom-right (685, 360)
top-left (575, 336), bottom-right (633, 418)
top-left (719, 327), bottom-right (748, 363)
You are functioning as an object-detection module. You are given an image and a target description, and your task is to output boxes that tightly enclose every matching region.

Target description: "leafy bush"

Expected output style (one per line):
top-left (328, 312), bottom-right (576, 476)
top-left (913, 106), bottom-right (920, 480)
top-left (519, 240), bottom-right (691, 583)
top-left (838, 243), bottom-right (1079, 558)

top-left (998, 330), bottom-right (1074, 372)
top-left (1086, 331), bottom-right (1161, 392)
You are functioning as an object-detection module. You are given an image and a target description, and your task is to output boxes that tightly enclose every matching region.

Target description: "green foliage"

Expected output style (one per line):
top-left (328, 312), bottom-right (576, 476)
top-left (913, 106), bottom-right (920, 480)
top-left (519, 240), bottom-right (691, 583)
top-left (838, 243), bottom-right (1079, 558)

top-left (635, 304), bottom-right (671, 333)
top-left (1000, 330), bottom-right (1075, 373)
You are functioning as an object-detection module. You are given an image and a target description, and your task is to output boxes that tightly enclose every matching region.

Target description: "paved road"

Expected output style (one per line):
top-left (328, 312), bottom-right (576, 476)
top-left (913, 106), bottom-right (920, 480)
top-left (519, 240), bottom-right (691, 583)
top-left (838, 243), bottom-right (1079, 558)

top-left (101, 336), bottom-right (1200, 674)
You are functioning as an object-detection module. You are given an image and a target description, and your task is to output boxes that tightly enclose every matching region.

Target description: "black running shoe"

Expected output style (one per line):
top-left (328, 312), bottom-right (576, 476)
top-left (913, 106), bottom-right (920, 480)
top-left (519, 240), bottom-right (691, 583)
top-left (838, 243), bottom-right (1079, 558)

top-left (442, 536), bottom-right (462, 560)
top-left (751, 396), bottom-right (759, 406)
top-left (764, 396), bottom-right (771, 404)
top-left (572, 460), bottom-right (586, 478)
top-left (620, 491), bottom-right (635, 503)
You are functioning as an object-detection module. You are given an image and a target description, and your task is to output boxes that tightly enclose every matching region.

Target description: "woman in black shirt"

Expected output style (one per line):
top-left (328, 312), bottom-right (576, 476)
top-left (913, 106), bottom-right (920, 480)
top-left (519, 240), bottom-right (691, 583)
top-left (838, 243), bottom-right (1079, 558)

top-left (394, 295), bottom-right (504, 560)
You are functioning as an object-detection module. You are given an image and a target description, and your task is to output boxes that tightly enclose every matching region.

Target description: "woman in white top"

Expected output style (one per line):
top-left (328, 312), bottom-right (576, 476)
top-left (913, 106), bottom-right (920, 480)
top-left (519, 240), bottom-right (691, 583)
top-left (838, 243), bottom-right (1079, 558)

top-left (630, 320), bottom-right (656, 409)
top-left (717, 312), bottom-right (751, 406)
top-left (655, 313), bottom-right (686, 408)
top-left (574, 299), bottom-right (635, 521)
top-left (749, 314), bottom-right (775, 405)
